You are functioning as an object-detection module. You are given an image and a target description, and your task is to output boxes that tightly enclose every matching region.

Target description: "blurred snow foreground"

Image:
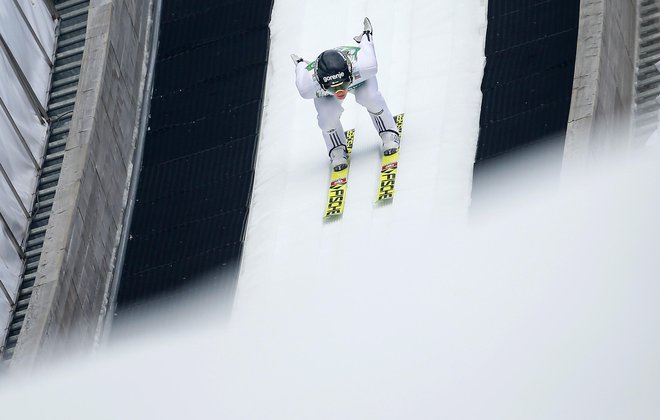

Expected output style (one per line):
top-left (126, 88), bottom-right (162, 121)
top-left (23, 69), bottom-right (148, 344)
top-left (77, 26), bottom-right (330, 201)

top-left (1, 151), bottom-right (659, 419)
top-left (2, 0), bottom-right (659, 416)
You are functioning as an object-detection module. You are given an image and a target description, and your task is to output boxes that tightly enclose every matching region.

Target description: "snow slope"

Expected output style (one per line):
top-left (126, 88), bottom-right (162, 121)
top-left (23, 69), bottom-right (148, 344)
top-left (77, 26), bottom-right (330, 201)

top-left (2, 2), bottom-right (660, 419)
top-left (1, 154), bottom-right (660, 419)
top-left (236, 0), bottom-right (488, 311)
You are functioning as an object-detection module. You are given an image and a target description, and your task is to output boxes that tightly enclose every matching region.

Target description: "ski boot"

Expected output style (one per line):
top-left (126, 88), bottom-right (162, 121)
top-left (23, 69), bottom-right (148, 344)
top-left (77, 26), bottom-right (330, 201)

top-left (380, 131), bottom-right (400, 156)
top-left (353, 17), bottom-right (373, 43)
top-left (330, 146), bottom-right (349, 171)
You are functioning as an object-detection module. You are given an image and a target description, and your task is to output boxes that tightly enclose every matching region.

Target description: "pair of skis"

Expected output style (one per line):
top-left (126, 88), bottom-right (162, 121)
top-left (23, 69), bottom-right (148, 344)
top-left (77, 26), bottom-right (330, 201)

top-left (324, 113), bottom-right (405, 219)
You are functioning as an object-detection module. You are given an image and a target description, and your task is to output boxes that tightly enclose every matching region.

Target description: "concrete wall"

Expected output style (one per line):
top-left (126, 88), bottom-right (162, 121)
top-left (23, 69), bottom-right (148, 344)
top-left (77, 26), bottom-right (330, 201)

top-left (564, 0), bottom-right (638, 172)
top-left (10, 0), bottom-right (155, 372)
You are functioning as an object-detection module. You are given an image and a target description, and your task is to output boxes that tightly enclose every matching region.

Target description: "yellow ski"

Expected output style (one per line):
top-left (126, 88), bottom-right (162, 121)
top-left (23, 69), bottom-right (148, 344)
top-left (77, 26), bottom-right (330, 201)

top-left (324, 128), bottom-right (354, 219)
top-left (376, 113), bottom-right (405, 202)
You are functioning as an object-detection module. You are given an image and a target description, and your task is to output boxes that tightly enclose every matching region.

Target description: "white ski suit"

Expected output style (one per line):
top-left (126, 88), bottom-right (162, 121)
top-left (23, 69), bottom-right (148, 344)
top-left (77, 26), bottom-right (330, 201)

top-left (294, 38), bottom-right (399, 157)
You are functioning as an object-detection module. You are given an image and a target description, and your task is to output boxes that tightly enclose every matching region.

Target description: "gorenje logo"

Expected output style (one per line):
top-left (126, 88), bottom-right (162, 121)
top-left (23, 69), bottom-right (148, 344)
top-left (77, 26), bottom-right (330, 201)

top-left (323, 72), bottom-right (345, 83)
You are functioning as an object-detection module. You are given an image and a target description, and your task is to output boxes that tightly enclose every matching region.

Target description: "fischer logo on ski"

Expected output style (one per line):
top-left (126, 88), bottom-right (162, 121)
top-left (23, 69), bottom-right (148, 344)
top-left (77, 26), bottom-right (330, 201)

top-left (324, 128), bottom-right (354, 219)
top-left (378, 173), bottom-right (396, 200)
top-left (326, 189), bottom-right (345, 216)
top-left (376, 113), bottom-right (404, 203)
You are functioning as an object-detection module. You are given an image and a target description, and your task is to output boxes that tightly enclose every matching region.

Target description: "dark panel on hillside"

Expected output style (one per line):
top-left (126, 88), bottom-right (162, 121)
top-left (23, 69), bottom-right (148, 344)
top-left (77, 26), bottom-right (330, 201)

top-left (476, 0), bottom-right (580, 162)
top-left (115, 0), bottom-right (274, 316)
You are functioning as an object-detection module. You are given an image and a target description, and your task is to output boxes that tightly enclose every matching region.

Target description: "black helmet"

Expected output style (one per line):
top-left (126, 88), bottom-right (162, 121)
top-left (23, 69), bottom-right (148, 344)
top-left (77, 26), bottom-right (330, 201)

top-left (315, 50), bottom-right (353, 91)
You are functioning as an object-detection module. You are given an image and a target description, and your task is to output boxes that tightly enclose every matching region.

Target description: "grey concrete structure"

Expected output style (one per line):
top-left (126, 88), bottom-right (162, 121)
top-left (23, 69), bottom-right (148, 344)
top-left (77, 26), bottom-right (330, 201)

top-left (632, 1), bottom-right (660, 143)
top-left (564, 0), bottom-right (638, 172)
top-left (10, 0), bottom-right (156, 372)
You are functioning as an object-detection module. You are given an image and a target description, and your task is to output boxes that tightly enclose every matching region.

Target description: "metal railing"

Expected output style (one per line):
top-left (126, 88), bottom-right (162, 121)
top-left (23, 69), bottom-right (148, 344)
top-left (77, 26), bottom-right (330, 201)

top-left (633, 0), bottom-right (660, 142)
top-left (0, 0), bottom-right (59, 349)
top-left (1, 0), bottom-right (91, 362)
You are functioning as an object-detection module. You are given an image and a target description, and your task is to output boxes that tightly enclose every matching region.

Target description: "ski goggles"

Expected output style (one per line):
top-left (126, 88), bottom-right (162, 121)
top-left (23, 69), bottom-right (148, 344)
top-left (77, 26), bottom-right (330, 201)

top-left (325, 80), bottom-right (351, 94)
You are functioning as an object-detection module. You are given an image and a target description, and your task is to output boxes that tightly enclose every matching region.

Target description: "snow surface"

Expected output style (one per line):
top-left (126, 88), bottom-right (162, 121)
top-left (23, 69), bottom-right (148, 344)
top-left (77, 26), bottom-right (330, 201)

top-left (1, 153), bottom-right (660, 419)
top-left (2, 2), bottom-right (660, 419)
top-left (236, 0), bottom-right (488, 312)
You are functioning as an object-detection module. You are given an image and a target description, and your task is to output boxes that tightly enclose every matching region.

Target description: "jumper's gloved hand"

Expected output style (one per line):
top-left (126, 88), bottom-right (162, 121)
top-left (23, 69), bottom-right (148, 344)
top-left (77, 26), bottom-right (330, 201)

top-left (291, 54), bottom-right (304, 64)
top-left (353, 17), bottom-right (373, 43)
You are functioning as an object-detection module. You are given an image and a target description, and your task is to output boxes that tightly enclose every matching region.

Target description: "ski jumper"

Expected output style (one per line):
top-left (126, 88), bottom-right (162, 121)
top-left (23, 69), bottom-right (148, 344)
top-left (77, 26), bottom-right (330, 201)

top-left (294, 38), bottom-right (399, 157)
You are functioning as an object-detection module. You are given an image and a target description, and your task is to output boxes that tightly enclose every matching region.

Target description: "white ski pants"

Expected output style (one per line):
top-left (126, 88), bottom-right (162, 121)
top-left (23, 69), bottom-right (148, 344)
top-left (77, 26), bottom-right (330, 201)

top-left (315, 77), bottom-right (398, 156)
